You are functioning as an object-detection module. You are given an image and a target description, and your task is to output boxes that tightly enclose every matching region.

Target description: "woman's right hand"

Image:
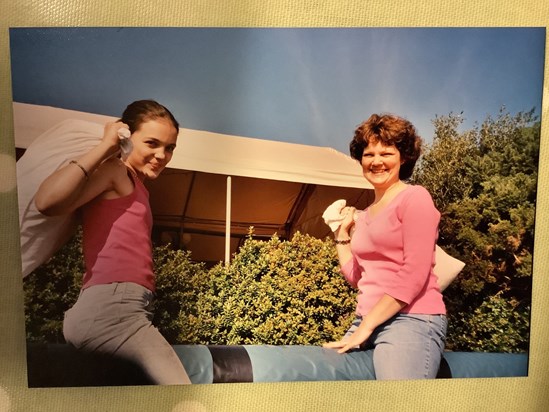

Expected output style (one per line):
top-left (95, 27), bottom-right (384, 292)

top-left (100, 121), bottom-right (130, 158)
top-left (338, 206), bottom-right (356, 236)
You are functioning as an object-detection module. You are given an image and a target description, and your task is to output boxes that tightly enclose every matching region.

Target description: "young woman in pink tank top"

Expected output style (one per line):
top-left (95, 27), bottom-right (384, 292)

top-left (323, 114), bottom-right (447, 380)
top-left (34, 100), bottom-right (191, 385)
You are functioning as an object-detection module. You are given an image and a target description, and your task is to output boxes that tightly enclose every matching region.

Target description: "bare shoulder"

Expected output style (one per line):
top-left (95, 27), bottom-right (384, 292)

top-left (91, 157), bottom-right (130, 183)
top-left (97, 157), bottom-right (126, 174)
top-left (93, 157), bottom-right (133, 199)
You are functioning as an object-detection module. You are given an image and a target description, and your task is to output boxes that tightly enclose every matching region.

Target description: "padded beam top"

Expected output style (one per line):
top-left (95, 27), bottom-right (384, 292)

top-left (26, 344), bottom-right (528, 387)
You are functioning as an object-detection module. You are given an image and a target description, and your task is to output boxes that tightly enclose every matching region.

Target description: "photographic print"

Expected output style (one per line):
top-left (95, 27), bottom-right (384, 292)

top-left (9, 27), bottom-right (544, 387)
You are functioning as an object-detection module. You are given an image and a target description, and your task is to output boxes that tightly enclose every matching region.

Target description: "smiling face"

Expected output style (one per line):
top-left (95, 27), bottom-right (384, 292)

top-left (125, 118), bottom-right (178, 180)
top-left (361, 140), bottom-right (402, 190)
top-left (350, 114), bottom-right (423, 182)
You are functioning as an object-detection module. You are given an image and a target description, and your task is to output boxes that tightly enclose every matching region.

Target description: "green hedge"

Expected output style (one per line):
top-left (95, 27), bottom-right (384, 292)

top-left (24, 228), bottom-right (530, 352)
top-left (166, 232), bottom-right (357, 345)
top-left (24, 230), bottom-right (356, 346)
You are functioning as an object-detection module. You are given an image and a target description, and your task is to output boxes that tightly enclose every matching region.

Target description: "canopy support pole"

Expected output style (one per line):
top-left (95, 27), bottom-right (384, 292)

top-left (225, 176), bottom-right (232, 266)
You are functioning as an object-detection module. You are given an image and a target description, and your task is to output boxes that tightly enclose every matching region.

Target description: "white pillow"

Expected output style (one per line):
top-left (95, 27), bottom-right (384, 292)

top-left (17, 119), bottom-right (104, 277)
top-left (434, 245), bottom-right (465, 291)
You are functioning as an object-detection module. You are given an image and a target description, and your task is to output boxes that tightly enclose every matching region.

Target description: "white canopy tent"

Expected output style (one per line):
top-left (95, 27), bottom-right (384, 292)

top-left (14, 102), bottom-right (373, 266)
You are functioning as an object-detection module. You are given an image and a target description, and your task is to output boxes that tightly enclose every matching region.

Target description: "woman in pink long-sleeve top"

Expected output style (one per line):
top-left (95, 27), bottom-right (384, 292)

top-left (323, 113), bottom-right (446, 380)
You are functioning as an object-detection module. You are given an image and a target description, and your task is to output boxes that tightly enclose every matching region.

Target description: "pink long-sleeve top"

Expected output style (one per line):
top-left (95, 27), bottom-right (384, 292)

top-left (341, 185), bottom-right (446, 316)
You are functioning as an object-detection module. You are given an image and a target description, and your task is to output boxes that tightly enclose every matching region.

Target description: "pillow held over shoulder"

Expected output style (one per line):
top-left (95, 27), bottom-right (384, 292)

top-left (17, 119), bottom-right (104, 277)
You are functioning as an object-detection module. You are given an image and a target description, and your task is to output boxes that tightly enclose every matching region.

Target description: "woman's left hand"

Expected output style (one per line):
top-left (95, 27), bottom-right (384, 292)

top-left (323, 323), bottom-right (373, 354)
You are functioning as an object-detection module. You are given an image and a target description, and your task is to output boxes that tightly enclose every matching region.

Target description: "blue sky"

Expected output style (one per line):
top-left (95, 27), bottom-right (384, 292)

top-left (9, 27), bottom-right (546, 154)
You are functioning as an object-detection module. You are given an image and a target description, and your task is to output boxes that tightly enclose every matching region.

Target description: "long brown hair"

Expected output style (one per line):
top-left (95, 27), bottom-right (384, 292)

top-left (120, 100), bottom-right (179, 133)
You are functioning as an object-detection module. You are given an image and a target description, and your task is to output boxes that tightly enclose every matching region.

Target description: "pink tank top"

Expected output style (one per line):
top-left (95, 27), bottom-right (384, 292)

top-left (81, 171), bottom-right (155, 291)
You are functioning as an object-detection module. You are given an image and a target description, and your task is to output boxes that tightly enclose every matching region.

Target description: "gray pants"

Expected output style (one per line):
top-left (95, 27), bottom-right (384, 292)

top-left (63, 282), bottom-right (191, 385)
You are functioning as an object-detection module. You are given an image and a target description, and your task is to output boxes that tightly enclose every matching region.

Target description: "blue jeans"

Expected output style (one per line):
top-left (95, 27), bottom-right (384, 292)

top-left (344, 313), bottom-right (447, 380)
top-left (63, 282), bottom-right (191, 385)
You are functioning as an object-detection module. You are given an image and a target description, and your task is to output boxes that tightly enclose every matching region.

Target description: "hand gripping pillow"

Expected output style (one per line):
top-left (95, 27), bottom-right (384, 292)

top-left (17, 119), bottom-right (104, 277)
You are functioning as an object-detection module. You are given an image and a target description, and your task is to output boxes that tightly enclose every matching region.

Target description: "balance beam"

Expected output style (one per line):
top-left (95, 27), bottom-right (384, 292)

top-left (26, 344), bottom-right (528, 387)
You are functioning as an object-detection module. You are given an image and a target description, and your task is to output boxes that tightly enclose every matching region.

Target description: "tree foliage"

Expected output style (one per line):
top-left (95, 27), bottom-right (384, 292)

top-left (412, 107), bottom-right (538, 352)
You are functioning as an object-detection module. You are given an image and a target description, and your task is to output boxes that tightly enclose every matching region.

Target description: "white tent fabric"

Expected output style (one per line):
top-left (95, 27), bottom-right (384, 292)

top-left (14, 102), bottom-right (374, 267)
top-left (13, 102), bottom-right (372, 188)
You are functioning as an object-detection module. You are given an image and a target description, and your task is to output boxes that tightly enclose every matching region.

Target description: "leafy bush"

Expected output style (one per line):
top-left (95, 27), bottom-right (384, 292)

top-left (152, 246), bottom-right (208, 343)
top-left (23, 222), bottom-right (531, 351)
top-left (446, 293), bottom-right (530, 353)
top-left (23, 229), bottom-right (356, 346)
top-left (174, 231), bottom-right (357, 345)
top-left (23, 231), bottom-right (209, 345)
top-left (23, 231), bottom-right (83, 343)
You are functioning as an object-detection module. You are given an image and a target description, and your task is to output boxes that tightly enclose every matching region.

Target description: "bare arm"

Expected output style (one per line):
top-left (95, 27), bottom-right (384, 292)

top-left (323, 294), bottom-right (406, 353)
top-left (34, 122), bottom-right (129, 216)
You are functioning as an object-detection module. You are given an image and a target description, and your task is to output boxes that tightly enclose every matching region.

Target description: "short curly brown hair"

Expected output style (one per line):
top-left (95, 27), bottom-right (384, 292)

top-left (349, 113), bottom-right (422, 180)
